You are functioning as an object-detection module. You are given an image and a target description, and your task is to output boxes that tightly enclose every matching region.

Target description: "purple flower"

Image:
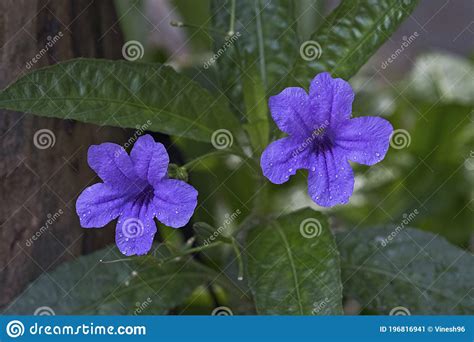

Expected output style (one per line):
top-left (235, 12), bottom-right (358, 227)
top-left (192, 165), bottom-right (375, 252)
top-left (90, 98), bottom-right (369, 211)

top-left (76, 134), bottom-right (198, 256)
top-left (261, 72), bottom-right (393, 207)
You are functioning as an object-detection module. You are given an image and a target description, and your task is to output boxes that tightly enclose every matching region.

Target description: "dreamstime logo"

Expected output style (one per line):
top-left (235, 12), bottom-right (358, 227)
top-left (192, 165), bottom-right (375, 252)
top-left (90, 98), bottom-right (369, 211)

top-left (25, 209), bottom-right (64, 247)
top-left (34, 306), bottom-right (55, 316)
top-left (381, 31), bottom-right (419, 70)
top-left (312, 297), bottom-right (330, 315)
top-left (292, 120), bottom-right (329, 158)
top-left (299, 218), bottom-right (322, 238)
top-left (33, 129), bottom-right (56, 149)
top-left (389, 306), bottom-right (411, 316)
top-left (378, 208), bottom-right (419, 247)
top-left (134, 298), bottom-right (152, 315)
top-left (6, 320), bottom-right (25, 338)
top-left (122, 218), bottom-right (144, 238)
top-left (25, 31), bottom-right (64, 69)
top-left (203, 31), bottom-right (241, 69)
top-left (211, 306), bottom-right (233, 316)
top-left (211, 129), bottom-right (233, 150)
top-left (122, 40), bottom-right (144, 61)
top-left (115, 120), bottom-right (152, 157)
top-left (390, 129), bottom-right (411, 149)
top-left (299, 40), bottom-right (323, 61)
top-left (202, 209), bottom-right (242, 246)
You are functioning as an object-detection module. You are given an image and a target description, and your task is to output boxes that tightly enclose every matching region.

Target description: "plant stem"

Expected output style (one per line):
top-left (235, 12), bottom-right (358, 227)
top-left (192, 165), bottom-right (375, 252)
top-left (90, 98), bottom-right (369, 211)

top-left (170, 21), bottom-right (227, 36)
top-left (229, 0), bottom-right (236, 35)
top-left (231, 238), bottom-right (244, 281)
top-left (158, 241), bottom-right (223, 264)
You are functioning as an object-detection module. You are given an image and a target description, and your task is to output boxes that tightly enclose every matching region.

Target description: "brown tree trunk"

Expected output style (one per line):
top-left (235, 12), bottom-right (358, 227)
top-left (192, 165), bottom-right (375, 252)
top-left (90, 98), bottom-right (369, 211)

top-left (0, 0), bottom-right (127, 308)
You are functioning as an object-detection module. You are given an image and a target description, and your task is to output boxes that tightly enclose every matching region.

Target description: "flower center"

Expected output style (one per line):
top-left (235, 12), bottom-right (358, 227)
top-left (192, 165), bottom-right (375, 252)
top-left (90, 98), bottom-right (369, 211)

top-left (311, 126), bottom-right (326, 138)
top-left (310, 126), bottom-right (335, 155)
top-left (133, 184), bottom-right (155, 206)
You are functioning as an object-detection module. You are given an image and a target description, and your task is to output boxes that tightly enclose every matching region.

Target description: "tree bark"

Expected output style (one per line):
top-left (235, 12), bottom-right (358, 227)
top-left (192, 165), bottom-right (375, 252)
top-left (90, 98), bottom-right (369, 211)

top-left (0, 0), bottom-right (126, 308)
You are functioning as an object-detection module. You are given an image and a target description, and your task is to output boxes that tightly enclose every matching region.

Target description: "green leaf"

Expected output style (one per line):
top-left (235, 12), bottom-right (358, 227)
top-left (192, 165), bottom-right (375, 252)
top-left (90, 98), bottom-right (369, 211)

top-left (242, 71), bottom-right (270, 153)
top-left (210, 0), bottom-right (298, 112)
top-left (337, 226), bottom-right (474, 314)
top-left (245, 208), bottom-right (343, 315)
top-left (292, 0), bottom-right (420, 84)
top-left (4, 245), bottom-right (224, 315)
top-left (0, 58), bottom-right (240, 142)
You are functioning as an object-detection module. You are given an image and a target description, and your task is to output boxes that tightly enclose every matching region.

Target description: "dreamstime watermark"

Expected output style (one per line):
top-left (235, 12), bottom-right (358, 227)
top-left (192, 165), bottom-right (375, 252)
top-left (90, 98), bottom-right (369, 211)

top-left (381, 32), bottom-right (419, 70)
top-left (6, 320), bottom-right (24, 338)
top-left (299, 218), bottom-right (322, 238)
top-left (134, 298), bottom-right (152, 315)
top-left (389, 306), bottom-right (411, 316)
top-left (6, 320), bottom-right (146, 337)
top-left (122, 218), bottom-right (145, 239)
top-left (211, 306), bottom-right (233, 316)
top-left (390, 129), bottom-right (411, 149)
top-left (292, 120), bottom-right (330, 158)
top-left (25, 209), bottom-right (64, 247)
top-left (25, 31), bottom-right (64, 70)
top-left (33, 129), bottom-right (56, 149)
top-left (203, 31), bottom-right (241, 69)
top-left (203, 209), bottom-right (242, 246)
top-left (34, 306), bottom-right (56, 316)
top-left (300, 40), bottom-right (323, 61)
top-left (377, 208), bottom-right (419, 247)
top-left (122, 40), bottom-right (144, 61)
top-left (211, 129), bottom-right (233, 150)
top-left (114, 120), bottom-right (152, 157)
top-left (311, 297), bottom-right (330, 315)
